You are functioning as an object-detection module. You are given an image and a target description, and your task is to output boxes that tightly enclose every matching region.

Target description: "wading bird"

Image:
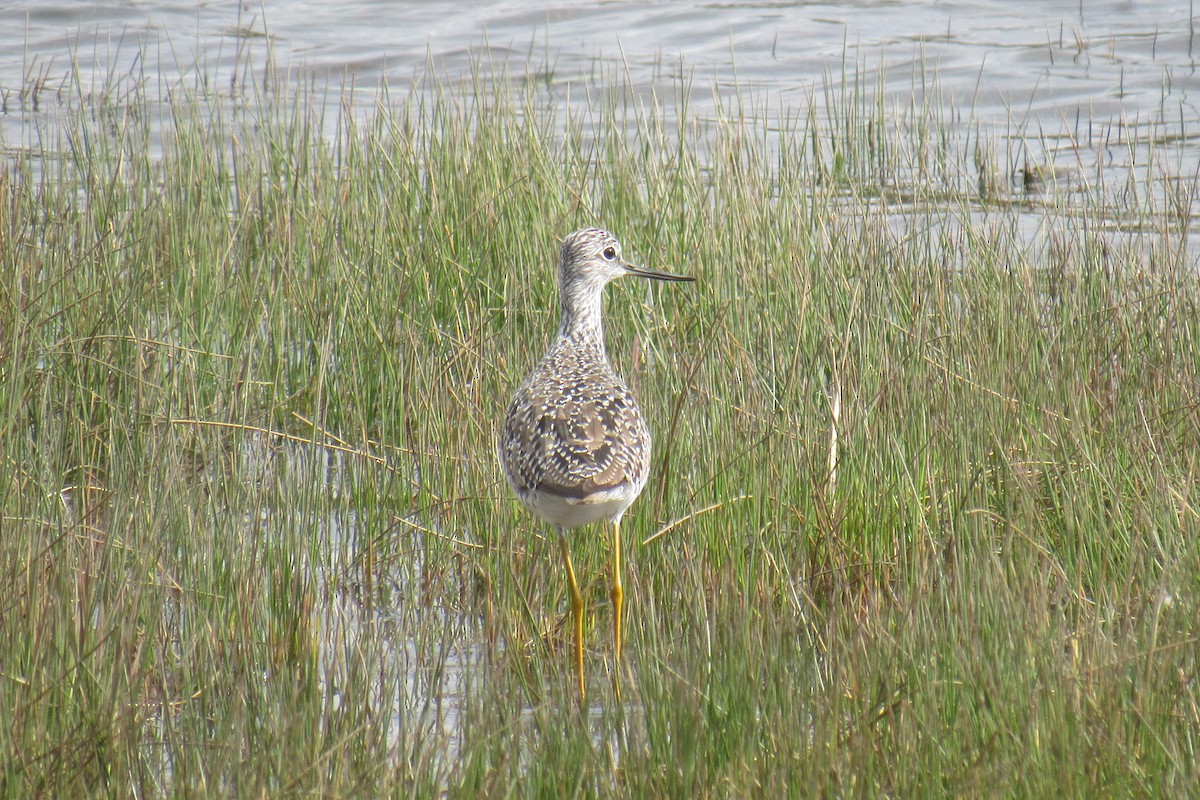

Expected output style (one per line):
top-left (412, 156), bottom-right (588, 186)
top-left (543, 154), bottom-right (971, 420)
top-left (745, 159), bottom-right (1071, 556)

top-left (500, 227), bottom-right (694, 705)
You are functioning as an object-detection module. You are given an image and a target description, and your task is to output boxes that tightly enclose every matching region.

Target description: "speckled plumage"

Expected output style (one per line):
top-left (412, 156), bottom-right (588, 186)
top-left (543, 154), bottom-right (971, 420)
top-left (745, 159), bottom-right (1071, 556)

top-left (499, 226), bottom-right (693, 705)
top-left (501, 323), bottom-right (651, 529)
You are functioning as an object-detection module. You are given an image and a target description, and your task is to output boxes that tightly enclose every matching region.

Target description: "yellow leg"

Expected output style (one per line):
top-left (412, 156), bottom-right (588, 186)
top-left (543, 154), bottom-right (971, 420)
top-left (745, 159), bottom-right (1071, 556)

top-left (611, 517), bottom-right (624, 699)
top-left (558, 532), bottom-right (586, 707)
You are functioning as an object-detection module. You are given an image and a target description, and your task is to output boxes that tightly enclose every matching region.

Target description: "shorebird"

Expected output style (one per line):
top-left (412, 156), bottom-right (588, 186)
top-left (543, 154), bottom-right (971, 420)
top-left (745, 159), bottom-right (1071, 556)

top-left (500, 227), bottom-right (694, 705)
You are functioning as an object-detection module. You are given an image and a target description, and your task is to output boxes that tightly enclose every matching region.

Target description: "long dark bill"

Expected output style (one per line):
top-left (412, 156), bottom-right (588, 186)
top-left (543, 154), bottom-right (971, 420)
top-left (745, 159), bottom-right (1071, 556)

top-left (623, 263), bottom-right (696, 282)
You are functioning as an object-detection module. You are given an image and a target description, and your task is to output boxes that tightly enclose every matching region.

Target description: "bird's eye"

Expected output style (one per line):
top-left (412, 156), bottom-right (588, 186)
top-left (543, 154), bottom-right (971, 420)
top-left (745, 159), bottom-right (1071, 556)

top-left (602, 246), bottom-right (617, 260)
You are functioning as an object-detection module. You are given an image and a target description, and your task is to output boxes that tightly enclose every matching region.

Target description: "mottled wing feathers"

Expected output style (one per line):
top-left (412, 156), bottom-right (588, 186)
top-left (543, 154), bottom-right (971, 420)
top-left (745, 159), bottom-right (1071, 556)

top-left (501, 345), bottom-right (651, 503)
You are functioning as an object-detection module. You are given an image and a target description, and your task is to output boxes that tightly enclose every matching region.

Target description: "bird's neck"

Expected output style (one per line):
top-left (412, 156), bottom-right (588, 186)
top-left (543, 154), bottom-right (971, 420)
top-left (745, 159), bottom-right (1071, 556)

top-left (557, 286), bottom-right (606, 345)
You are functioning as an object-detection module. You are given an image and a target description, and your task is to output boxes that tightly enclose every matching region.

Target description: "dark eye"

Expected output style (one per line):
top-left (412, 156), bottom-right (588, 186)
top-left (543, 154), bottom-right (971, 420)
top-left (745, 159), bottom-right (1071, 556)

top-left (602, 246), bottom-right (617, 260)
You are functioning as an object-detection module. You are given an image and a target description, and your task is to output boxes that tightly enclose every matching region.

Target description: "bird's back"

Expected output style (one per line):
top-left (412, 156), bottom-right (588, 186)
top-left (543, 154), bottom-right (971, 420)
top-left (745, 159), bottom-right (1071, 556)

top-left (500, 338), bottom-right (651, 529)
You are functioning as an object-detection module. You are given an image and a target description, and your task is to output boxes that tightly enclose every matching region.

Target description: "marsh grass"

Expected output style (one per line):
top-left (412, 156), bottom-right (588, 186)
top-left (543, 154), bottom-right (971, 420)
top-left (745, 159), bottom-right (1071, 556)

top-left (1, 46), bottom-right (1198, 797)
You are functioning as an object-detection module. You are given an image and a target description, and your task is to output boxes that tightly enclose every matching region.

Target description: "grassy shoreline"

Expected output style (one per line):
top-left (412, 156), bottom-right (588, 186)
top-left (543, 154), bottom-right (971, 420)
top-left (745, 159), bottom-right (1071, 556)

top-left (2, 51), bottom-right (1197, 796)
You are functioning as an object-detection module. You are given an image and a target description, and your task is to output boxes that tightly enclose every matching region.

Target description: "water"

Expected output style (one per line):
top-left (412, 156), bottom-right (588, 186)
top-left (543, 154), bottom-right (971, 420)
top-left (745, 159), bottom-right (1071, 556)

top-left (4, 1), bottom-right (1199, 260)
top-left (2, 1), bottom-right (1197, 151)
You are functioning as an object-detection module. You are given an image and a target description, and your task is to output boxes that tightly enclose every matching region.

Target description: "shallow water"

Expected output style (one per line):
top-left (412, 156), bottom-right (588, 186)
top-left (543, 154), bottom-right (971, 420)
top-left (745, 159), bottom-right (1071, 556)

top-left (3, 1), bottom-right (1197, 155)
top-left (5, 1), bottom-right (1199, 266)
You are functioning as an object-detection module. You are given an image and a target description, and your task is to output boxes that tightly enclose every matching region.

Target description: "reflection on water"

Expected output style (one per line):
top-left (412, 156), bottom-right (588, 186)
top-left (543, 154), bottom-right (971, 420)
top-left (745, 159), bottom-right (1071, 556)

top-left (187, 434), bottom-right (489, 781)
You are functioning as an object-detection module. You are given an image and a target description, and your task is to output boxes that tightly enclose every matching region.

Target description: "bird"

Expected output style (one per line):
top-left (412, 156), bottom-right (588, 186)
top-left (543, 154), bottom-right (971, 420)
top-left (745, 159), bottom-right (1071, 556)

top-left (499, 227), bottom-right (694, 706)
